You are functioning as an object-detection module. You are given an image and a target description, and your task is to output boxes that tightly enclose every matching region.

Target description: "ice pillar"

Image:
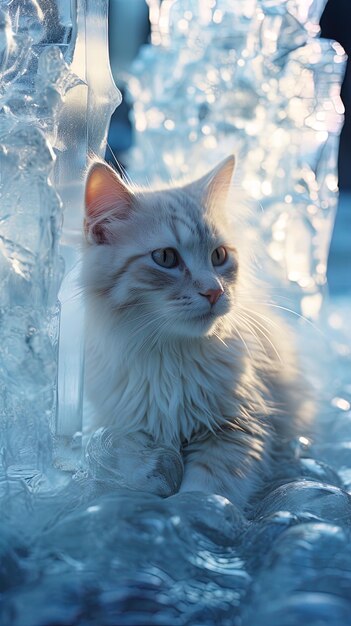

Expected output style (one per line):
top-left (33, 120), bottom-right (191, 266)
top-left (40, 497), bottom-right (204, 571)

top-left (0, 1), bottom-right (120, 475)
top-left (55, 0), bottom-right (121, 467)
top-left (127, 0), bottom-right (346, 318)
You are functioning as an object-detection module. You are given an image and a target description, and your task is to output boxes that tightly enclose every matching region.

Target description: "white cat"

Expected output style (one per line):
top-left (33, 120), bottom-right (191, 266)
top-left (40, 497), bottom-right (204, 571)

top-left (82, 156), bottom-right (311, 507)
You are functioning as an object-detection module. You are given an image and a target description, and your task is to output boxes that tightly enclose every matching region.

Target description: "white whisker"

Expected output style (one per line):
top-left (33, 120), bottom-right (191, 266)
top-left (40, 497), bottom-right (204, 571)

top-left (237, 305), bottom-right (281, 330)
top-left (263, 303), bottom-right (325, 338)
top-left (233, 312), bottom-right (268, 356)
top-left (237, 311), bottom-right (283, 363)
top-left (213, 331), bottom-right (229, 348)
top-left (228, 318), bottom-right (253, 361)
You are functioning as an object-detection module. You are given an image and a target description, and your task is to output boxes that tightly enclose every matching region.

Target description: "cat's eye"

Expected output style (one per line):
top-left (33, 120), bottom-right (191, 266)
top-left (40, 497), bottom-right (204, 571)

top-left (151, 248), bottom-right (179, 268)
top-left (211, 246), bottom-right (227, 266)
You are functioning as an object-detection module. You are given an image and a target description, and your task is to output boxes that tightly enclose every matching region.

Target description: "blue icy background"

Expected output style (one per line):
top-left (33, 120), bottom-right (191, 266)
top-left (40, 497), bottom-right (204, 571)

top-left (1, 3), bottom-right (351, 626)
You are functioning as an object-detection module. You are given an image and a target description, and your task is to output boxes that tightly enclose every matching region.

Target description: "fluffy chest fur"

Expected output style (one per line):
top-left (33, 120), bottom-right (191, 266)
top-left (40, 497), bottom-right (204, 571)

top-left (82, 158), bottom-right (309, 504)
top-left (85, 306), bottom-right (267, 447)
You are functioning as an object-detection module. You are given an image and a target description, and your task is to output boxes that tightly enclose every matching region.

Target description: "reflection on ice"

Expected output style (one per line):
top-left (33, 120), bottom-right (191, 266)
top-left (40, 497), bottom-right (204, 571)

top-left (242, 523), bottom-right (351, 626)
top-left (254, 480), bottom-right (351, 525)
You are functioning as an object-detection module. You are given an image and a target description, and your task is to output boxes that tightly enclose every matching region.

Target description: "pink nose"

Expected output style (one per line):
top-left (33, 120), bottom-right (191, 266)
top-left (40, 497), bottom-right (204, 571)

top-left (200, 288), bottom-right (224, 305)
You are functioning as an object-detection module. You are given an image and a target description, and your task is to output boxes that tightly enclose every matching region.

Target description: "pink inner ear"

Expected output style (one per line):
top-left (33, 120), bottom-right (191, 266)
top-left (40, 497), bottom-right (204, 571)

top-left (84, 162), bottom-right (133, 243)
top-left (85, 162), bottom-right (132, 222)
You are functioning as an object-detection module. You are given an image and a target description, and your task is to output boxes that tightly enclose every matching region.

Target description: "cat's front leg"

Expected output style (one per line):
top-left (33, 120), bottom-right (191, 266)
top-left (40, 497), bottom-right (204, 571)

top-left (86, 428), bottom-right (184, 497)
top-left (180, 428), bottom-right (267, 507)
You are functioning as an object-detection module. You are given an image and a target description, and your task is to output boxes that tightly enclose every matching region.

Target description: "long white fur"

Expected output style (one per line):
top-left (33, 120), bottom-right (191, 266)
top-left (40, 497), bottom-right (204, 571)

top-left (81, 157), bottom-right (310, 507)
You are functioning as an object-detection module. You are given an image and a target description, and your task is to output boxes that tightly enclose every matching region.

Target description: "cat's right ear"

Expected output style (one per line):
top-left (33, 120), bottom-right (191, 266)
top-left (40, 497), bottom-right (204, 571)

top-left (84, 162), bottom-right (134, 244)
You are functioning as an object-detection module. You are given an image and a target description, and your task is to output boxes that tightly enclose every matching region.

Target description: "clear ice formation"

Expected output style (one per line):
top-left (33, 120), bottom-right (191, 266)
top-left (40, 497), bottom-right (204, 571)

top-left (1, 1), bottom-right (351, 626)
top-left (128, 0), bottom-right (346, 319)
top-left (0, 1), bottom-right (68, 473)
top-left (0, 0), bottom-right (120, 473)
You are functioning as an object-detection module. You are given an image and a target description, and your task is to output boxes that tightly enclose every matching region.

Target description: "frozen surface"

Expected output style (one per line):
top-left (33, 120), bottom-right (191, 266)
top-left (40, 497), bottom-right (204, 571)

top-left (1, 303), bottom-right (351, 625)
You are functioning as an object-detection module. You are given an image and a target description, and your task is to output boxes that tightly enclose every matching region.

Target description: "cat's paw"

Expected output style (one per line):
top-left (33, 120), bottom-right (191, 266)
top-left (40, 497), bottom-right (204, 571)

top-left (86, 428), bottom-right (183, 497)
top-left (144, 446), bottom-right (184, 497)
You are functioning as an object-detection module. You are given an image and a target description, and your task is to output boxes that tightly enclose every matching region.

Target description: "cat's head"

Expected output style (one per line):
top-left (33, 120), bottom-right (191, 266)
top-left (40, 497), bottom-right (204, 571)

top-left (83, 156), bottom-right (240, 340)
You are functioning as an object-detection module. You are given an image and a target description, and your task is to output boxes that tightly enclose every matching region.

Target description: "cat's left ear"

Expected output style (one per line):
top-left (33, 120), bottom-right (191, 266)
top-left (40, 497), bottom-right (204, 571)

top-left (84, 161), bottom-right (134, 243)
top-left (190, 155), bottom-right (235, 210)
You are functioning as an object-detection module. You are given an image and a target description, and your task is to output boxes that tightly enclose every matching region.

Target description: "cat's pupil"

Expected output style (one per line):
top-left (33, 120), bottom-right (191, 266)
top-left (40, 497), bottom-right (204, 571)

top-left (152, 248), bottom-right (178, 268)
top-left (212, 246), bottom-right (226, 266)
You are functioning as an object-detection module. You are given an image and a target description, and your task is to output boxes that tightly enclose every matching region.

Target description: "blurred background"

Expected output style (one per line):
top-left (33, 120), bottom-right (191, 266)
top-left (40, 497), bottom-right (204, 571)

top-left (106, 0), bottom-right (351, 296)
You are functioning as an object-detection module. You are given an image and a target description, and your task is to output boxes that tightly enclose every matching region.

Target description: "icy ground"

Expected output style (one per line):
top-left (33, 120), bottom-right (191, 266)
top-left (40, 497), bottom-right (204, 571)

top-left (1, 197), bottom-right (351, 626)
top-left (0, 296), bottom-right (350, 626)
